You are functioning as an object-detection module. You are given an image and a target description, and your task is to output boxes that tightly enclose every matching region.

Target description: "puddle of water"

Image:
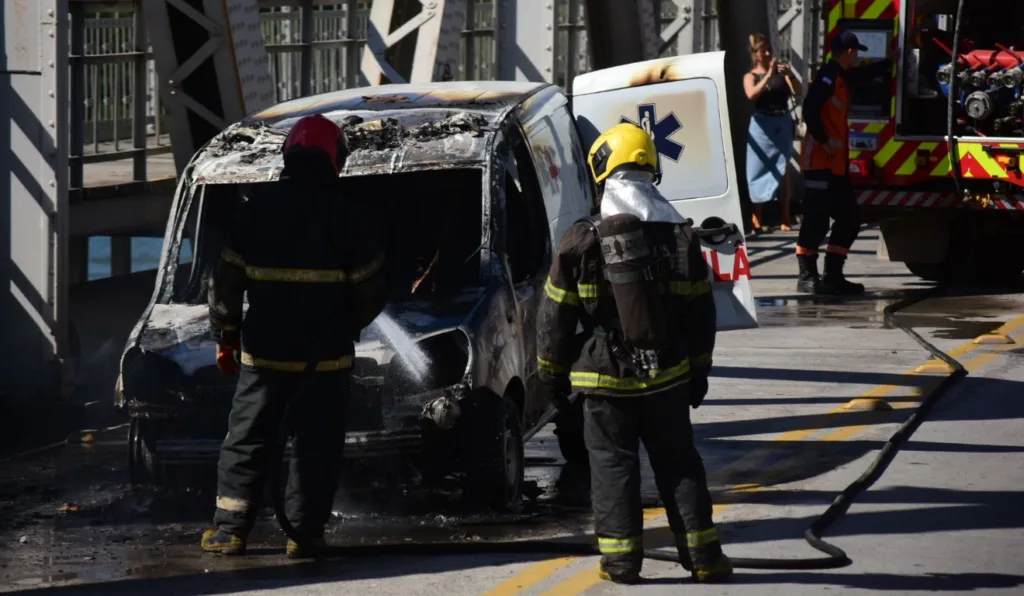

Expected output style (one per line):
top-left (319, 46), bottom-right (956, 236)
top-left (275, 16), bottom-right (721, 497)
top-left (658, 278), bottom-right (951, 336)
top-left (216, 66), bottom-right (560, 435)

top-left (754, 298), bottom-right (889, 329)
top-left (753, 292), bottom-right (1022, 338)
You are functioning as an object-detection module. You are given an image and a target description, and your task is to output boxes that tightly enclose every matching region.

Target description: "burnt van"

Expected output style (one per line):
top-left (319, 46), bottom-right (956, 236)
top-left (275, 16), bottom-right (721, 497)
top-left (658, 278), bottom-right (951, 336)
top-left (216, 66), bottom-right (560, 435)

top-left (117, 51), bottom-right (757, 509)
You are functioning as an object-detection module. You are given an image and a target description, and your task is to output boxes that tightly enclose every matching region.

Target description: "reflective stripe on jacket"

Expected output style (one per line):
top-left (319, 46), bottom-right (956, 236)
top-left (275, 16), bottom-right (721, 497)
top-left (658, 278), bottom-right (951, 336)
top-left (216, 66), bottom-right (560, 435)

top-left (207, 177), bottom-right (388, 367)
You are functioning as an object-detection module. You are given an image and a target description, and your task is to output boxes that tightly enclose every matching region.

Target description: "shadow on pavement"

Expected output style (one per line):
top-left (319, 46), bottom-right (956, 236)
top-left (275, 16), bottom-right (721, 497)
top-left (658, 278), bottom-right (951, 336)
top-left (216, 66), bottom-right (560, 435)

top-left (0, 553), bottom-right (543, 596)
top-left (640, 571), bottom-right (1024, 591)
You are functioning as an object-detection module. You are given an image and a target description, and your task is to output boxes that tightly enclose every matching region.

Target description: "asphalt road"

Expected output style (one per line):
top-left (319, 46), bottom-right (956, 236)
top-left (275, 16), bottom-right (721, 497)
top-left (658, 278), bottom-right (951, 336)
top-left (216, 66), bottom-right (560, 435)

top-left (2, 227), bottom-right (1023, 595)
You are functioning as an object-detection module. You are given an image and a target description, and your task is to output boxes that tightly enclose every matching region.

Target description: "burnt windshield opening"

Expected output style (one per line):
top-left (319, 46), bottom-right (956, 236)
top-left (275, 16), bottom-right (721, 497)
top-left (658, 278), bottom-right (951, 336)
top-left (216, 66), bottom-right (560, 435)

top-left (165, 168), bottom-right (486, 306)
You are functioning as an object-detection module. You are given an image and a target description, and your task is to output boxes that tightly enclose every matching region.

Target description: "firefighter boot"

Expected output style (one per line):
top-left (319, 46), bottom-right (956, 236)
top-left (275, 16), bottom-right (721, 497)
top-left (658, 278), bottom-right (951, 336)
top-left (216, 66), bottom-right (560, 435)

top-left (796, 254), bottom-right (821, 294)
top-left (286, 536), bottom-right (328, 560)
top-left (820, 253), bottom-right (865, 295)
top-left (693, 554), bottom-right (734, 583)
top-left (201, 527), bottom-right (248, 555)
top-left (598, 567), bottom-right (642, 585)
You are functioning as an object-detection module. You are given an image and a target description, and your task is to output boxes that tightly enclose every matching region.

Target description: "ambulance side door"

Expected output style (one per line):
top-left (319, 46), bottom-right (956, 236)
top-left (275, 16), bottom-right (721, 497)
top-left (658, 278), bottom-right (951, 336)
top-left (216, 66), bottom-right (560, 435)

top-left (570, 51), bottom-right (758, 331)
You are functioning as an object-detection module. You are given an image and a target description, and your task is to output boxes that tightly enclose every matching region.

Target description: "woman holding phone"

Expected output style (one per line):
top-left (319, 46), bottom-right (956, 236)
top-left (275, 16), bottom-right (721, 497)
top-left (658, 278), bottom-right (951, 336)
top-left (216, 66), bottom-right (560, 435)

top-left (744, 33), bottom-right (802, 233)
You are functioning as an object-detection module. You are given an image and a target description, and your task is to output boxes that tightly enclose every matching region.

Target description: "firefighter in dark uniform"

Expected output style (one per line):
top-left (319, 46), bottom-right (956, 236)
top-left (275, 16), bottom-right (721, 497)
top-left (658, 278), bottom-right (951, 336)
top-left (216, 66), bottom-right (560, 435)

top-left (200, 114), bottom-right (388, 558)
top-left (797, 29), bottom-right (893, 295)
top-left (535, 122), bottom-right (732, 584)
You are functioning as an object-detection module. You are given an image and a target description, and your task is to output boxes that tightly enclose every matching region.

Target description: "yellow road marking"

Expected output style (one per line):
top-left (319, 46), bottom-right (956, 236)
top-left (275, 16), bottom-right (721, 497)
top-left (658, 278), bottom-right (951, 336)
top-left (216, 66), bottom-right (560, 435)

top-left (491, 313), bottom-right (1024, 595)
top-left (482, 557), bottom-right (578, 596)
top-left (536, 569), bottom-right (600, 596)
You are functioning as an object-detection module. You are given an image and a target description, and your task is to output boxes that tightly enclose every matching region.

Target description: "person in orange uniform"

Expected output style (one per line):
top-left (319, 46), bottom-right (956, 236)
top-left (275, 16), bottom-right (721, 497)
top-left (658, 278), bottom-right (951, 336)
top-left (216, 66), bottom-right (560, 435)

top-left (797, 29), bottom-right (892, 295)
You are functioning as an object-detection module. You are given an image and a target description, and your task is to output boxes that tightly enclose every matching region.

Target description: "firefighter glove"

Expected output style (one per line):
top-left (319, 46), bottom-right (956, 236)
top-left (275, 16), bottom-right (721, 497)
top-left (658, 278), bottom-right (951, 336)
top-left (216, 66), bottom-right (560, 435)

top-left (217, 342), bottom-right (240, 376)
top-left (544, 376), bottom-right (573, 413)
top-left (689, 374), bottom-right (709, 409)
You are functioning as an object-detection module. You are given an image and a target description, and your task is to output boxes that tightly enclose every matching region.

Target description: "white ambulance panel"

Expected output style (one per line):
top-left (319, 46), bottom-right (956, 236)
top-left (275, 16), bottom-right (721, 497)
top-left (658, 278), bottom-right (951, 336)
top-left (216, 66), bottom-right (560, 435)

top-left (571, 51), bottom-right (758, 331)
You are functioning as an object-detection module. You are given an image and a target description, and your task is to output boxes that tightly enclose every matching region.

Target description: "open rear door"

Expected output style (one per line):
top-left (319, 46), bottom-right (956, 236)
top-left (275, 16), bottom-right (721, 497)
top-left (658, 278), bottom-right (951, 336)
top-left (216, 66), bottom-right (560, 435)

top-left (571, 51), bottom-right (758, 331)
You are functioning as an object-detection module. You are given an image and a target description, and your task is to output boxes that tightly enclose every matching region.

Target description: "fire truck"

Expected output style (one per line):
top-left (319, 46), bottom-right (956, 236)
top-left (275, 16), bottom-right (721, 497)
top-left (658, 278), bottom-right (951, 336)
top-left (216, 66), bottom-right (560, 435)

top-left (822, 0), bottom-right (1024, 283)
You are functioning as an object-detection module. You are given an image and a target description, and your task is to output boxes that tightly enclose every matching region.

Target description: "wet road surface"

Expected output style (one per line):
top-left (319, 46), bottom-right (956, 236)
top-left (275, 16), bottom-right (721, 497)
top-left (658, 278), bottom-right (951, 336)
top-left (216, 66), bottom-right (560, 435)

top-left (3, 227), bottom-right (1024, 595)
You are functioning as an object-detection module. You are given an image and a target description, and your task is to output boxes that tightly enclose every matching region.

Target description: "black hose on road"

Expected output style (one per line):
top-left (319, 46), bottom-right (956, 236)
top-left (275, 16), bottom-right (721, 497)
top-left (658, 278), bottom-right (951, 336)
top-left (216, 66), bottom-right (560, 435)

top-left (270, 286), bottom-right (966, 571)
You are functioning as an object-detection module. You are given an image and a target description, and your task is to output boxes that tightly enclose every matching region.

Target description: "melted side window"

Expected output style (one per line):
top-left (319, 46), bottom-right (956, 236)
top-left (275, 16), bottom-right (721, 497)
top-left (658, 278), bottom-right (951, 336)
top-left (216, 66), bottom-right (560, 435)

top-left (523, 106), bottom-right (593, 248)
top-left (504, 128), bottom-right (551, 284)
top-left (551, 105), bottom-right (594, 215)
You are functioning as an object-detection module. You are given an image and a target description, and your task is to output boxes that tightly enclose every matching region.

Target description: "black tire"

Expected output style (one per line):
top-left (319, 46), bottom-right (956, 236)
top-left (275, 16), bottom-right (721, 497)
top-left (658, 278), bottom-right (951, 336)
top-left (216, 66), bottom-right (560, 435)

top-left (907, 255), bottom-right (1023, 285)
top-left (462, 396), bottom-right (524, 511)
top-left (555, 398), bottom-right (588, 465)
top-left (127, 417), bottom-right (162, 488)
top-left (905, 261), bottom-right (950, 283)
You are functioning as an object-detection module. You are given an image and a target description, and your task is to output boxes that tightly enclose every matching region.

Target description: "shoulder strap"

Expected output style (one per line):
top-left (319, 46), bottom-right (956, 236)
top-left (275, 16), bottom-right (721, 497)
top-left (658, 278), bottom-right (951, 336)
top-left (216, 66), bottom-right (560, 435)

top-left (575, 214), bottom-right (601, 236)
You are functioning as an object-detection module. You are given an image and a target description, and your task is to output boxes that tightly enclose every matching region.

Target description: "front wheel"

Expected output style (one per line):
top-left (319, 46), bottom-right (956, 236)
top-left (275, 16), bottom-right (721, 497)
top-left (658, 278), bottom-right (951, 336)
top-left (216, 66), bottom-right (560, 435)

top-left (127, 417), bottom-right (162, 487)
top-left (462, 396), bottom-right (524, 511)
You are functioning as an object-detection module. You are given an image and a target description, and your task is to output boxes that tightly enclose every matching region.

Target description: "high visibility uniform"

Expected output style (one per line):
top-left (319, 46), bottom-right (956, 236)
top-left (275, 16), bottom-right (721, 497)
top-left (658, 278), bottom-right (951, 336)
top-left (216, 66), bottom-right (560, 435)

top-left (208, 174), bottom-right (387, 540)
top-left (798, 59), bottom-right (892, 259)
top-left (536, 218), bottom-right (723, 578)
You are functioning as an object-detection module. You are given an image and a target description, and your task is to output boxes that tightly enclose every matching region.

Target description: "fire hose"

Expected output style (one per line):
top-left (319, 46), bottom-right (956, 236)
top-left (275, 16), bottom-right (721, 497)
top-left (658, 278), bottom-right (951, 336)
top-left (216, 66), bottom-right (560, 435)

top-left (270, 286), bottom-right (966, 570)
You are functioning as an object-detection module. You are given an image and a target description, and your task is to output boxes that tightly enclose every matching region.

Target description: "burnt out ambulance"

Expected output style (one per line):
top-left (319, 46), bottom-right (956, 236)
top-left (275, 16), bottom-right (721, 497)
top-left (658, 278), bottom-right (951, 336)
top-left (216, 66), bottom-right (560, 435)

top-left (117, 51), bottom-right (757, 508)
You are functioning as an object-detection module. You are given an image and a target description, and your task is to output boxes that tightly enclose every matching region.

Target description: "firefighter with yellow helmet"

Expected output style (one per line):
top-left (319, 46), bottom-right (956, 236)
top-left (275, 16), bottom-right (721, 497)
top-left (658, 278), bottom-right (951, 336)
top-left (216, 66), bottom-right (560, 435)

top-left (535, 122), bottom-right (733, 584)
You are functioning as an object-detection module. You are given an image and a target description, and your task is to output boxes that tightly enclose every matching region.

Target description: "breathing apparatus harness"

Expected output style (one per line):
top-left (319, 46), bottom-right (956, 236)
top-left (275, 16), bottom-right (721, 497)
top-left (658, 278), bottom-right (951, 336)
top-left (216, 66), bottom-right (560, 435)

top-left (576, 213), bottom-right (676, 380)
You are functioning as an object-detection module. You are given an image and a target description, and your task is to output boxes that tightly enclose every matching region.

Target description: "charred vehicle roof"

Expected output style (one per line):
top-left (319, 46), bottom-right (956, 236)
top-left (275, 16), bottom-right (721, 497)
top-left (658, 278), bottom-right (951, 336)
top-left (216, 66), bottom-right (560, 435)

top-left (188, 82), bottom-right (550, 184)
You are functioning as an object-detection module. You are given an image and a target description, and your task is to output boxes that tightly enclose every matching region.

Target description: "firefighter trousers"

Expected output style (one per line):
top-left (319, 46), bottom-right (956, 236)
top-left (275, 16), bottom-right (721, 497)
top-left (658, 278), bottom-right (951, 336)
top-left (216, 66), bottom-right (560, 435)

top-left (797, 172), bottom-right (861, 257)
top-left (584, 385), bottom-right (723, 576)
top-left (213, 365), bottom-right (350, 539)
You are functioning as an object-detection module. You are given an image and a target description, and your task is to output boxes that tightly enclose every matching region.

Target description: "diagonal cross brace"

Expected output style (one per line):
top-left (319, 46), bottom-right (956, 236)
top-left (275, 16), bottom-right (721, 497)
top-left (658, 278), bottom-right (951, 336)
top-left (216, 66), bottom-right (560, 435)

top-left (361, 0), bottom-right (467, 86)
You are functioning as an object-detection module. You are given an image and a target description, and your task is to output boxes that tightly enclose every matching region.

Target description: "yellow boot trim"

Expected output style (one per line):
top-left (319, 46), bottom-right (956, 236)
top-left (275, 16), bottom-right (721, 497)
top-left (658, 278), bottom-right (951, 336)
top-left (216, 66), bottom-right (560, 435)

top-left (200, 528), bottom-right (247, 554)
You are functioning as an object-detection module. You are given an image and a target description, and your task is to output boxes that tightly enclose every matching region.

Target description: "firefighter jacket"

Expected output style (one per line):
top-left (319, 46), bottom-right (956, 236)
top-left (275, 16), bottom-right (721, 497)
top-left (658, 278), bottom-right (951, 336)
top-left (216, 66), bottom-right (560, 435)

top-left (535, 219), bottom-right (716, 398)
top-left (801, 58), bottom-right (892, 176)
top-left (208, 177), bottom-right (388, 373)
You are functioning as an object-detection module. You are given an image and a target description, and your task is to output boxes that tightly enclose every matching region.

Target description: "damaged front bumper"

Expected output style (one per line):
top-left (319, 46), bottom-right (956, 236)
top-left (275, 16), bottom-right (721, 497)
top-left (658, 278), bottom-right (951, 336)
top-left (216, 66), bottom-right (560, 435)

top-left (154, 429), bottom-right (425, 463)
top-left (120, 302), bottom-right (479, 467)
top-left (143, 382), bottom-right (470, 464)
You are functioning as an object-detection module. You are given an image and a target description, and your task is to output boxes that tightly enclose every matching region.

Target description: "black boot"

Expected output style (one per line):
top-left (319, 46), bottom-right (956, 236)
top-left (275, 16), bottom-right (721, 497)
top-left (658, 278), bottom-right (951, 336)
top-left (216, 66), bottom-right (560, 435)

top-left (796, 254), bottom-right (821, 294)
top-left (819, 253), bottom-right (865, 295)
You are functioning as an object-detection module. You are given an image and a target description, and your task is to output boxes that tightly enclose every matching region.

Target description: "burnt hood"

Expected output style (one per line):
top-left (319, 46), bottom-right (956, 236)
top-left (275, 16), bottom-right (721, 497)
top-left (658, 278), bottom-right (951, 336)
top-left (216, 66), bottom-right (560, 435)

top-left (125, 289), bottom-right (485, 378)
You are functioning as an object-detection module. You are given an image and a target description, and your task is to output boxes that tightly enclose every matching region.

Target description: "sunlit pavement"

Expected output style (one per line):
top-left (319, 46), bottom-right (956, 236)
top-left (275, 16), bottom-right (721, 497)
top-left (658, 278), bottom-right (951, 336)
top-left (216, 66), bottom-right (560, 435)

top-left (3, 227), bottom-right (1023, 595)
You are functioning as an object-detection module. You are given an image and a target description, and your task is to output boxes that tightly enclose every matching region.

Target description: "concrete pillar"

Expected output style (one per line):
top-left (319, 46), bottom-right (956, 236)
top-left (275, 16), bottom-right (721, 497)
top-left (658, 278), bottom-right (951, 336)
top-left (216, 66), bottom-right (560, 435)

top-left (110, 236), bottom-right (132, 277)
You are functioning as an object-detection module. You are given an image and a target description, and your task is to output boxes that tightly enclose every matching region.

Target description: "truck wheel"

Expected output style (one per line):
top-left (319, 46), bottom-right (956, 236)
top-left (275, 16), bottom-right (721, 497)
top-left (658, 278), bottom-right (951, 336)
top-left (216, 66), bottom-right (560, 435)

top-left (905, 261), bottom-right (950, 283)
top-left (462, 396), bottom-right (524, 511)
top-left (127, 417), bottom-right (162, 487)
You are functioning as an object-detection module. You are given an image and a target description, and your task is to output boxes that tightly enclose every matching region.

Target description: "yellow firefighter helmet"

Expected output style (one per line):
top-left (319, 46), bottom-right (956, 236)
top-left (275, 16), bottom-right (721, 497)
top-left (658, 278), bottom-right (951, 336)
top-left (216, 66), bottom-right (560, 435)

top-left (587, 122), bottom-right (659, 185)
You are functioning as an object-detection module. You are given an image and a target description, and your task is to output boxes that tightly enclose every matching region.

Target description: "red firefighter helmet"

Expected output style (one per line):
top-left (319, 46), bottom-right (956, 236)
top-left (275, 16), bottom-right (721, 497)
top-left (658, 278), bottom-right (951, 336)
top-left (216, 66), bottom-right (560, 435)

top-left (282, 114), bottom-right (349, 175)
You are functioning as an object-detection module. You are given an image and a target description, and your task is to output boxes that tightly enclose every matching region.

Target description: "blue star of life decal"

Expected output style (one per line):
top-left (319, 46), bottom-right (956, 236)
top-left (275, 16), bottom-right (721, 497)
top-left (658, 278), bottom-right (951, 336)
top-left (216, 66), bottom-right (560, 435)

top-left (620, 104), bottom-right (684, 178)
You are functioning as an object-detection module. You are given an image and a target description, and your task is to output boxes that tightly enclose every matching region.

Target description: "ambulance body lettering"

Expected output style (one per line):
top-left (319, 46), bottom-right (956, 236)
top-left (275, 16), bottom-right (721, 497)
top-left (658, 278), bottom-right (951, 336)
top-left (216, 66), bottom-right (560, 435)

top-left (571, 51), bottom-right (758, 331)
